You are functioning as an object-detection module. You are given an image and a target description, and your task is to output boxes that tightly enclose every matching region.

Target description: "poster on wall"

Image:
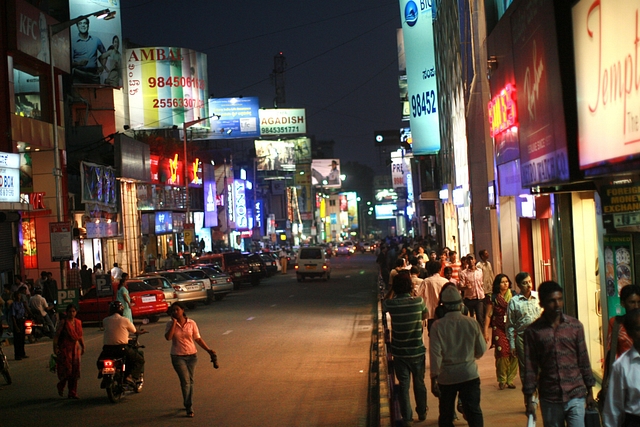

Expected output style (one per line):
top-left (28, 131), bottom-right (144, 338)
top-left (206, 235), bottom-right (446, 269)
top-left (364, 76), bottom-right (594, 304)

top-left (604, 235), bottom-right (634, 317)
top-left (254, 140), bottom-right (296, 171)
top-left (398, 0), bottom-right (441, 155)
top-left (512, 0), bottom-right (569, 187)
top-left (80, 161), bottom-right (117, 207)
top-left (50, 222), bottom-right (73, 262)
top-left (69, 0), bottom-right (122, 87)
top-left (126, 47), bottom-right (208, 129)
top-left (15, 0), bottom-right (71, 72)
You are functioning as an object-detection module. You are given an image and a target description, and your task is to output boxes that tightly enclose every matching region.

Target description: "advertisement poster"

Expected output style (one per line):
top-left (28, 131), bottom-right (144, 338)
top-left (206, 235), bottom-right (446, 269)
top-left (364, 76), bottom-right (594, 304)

top-left (80, 161), bottom-right (116, 207)
top-left (604, 234), bottom-right (634, 318)
top-left (254, 140), bottom-right (297, 171)
top-left (512, 0), bottom-right (569, 187)
top-left (258, 109), bottom-right (306, 135)
top-left (69, 0), bottom-right (122, 86)
top-left (573, 0), bottom-right (640, 170)
top-left (126, 47), bottom-right (208, 129)
top-left (207, 97), bottom-right (260, 139)
top-left (398, 0), bottom-right (441, 155)
top-left (50, 222), bottom-right (73, 262)
top-left (15, 0), bottom-right (71, 72)
top-left (390, 150), bottom-right (411, 190)
top-left (311, 159), bottom-right (341, 188)
top-left (203, 163), bottom-right (218, 228)
top-left (0, 152), bottom-right (21, 203)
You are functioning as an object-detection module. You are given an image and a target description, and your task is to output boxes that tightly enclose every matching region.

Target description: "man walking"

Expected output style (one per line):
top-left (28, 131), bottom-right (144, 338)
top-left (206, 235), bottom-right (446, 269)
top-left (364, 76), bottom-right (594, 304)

top-left (523, 281), bottom-right (596, 426)
top-left (383, 271), bottom-right (428, 426)
top-left (458, 254), bottom-right (485, 328)
top-left (417, 260), bottom-right (448, 330)
top-left (477, 250), bottom-right (494, 300)
top-left (430, 285), bottom-right (486, 427)
top-left (506, 272), bottom-right (541, 385)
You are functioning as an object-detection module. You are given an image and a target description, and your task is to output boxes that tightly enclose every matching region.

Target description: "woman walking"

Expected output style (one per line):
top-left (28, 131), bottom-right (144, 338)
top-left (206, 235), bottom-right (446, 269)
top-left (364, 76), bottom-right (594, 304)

top-left (484, 274), bottom-right (518, 389)
top-left (53, 304), bottom-right (85, 398)
top-left (165, 302), bottom-right (217, 417)
top-left (116, 273), bottom-right (133, 324)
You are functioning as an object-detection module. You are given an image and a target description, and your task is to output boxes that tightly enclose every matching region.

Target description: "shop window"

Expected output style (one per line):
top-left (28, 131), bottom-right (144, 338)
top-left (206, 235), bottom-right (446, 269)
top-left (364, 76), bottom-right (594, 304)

top-left (13, 68), bottom-right (43, 121)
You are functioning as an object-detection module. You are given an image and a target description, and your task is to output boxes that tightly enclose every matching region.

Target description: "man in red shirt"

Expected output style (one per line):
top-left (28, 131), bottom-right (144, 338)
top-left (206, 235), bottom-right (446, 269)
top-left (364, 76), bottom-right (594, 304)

top-left (523, 281), bottom-right (596, 425)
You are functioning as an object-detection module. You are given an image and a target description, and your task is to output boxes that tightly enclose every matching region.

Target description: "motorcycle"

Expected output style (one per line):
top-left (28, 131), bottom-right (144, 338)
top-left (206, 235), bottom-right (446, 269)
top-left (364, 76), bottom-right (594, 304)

top-left (96, 334), bottom-right (145, 403)
top-left (0, 344), bottom-right (11, 385)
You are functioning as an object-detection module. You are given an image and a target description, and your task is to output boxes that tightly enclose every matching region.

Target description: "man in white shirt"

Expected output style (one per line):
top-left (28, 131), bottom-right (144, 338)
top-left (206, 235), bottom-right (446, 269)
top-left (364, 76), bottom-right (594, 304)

top-left (458, 254), bottom-right (485, 328)
top-left (101, 301), bottom-right (144, 381)
top-left (603, 308), bottom-right (640, 427)
top-left (111, 263), bottom-right (123, 283)
top-left (28, 287), bottom-right (55, 338)
top-left (476, 249), bottom-right (494, 298)
top-left (417, 260), bottom-right (449, 327)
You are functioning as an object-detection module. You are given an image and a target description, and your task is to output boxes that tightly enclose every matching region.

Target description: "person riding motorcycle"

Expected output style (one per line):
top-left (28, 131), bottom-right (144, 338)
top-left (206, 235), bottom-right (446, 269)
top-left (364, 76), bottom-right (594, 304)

top-left (28, 287), bottom-right (55, 338)
top-left (100, 301), bottom-right (145, 383)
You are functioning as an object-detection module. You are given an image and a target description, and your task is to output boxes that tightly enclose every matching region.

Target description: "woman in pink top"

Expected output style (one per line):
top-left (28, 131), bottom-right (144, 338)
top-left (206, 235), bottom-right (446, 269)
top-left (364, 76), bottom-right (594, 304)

top-left (165, 302), bottom-right (217, 418)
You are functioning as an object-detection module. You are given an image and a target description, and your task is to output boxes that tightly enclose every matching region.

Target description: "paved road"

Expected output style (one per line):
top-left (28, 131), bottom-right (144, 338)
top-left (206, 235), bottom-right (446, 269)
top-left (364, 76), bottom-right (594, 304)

top-left (1, 253), bottom-right (379, 427)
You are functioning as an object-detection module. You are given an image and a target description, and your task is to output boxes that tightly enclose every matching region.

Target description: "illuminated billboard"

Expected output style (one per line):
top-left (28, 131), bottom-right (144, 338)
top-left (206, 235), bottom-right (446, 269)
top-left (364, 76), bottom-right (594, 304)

top-left (375, 204), bottom-right (397, 220)
top-left (234, 180), bottom-right (249, 231)
top-left (254, 140), bottom-right (296, 171)
top-left (0, 153), bottom-right (21, 203)
top-left (391, 150), bottom-right (411, 190)
top-left (311, 159), bottom-right (341, 188)
top-left (126, 47), bottom-right (208, 129)
top-left (399, 0), bottom-right (441, 155)
top-left (259, 109), bottom-right (306, 135)
top-left (69, 0), bottom-right (122, 87)
top-left (203, 163), bottom-right (218, 228)
top-left (207, 97), bottom-right (260, 139)
top-left (573, 0), bottom-right (640, 170)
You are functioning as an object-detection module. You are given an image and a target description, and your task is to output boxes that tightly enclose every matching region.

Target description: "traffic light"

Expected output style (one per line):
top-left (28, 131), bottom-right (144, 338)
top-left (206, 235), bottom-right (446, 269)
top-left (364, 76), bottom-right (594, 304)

top-left (374, 130), bottom-right (400, 147)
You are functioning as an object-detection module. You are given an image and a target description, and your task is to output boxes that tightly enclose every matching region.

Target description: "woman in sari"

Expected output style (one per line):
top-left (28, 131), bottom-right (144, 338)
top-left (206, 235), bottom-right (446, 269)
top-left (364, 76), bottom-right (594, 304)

top-left (483, 274), bottom-right (518, 389)
top-left (53, 304), bottom-right (85, 398)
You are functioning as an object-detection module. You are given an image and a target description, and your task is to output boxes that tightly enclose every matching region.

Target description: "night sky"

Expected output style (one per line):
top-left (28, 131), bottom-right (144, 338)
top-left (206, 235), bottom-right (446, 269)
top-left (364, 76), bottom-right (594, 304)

top-left (120, 0), bottom-right (403, 173)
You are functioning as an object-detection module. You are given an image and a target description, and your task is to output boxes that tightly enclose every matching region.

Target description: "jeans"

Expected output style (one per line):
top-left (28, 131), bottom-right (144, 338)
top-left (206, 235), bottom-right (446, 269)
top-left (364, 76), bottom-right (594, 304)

top-left (540, 398), bottom-right (586, 427)
top-left (438, 378), bottom-right (483, 427)
top-left (393, 355), bottom-right (427, 422)
top-left (171, 354), bottom-right (198, 411)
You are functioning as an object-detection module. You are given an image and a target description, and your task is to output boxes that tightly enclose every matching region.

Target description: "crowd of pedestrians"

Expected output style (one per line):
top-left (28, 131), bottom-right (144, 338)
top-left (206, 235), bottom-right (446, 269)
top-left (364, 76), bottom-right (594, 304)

top-left (378, 236), bottom-right (639, 427)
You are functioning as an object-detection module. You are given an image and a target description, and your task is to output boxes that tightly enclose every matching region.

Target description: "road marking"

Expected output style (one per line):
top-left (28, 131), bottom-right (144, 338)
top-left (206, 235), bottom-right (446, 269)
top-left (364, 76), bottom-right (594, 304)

top-left (222, 330), bottom-right (233, 335)
top-left (345, 275), bottom-right (351, 278)
top-left (246, 317), bottom-right (255, 321)
top-left (271, 304), bottom-right (277, 307)
top-left (289, 294), bottom-right (295, 298)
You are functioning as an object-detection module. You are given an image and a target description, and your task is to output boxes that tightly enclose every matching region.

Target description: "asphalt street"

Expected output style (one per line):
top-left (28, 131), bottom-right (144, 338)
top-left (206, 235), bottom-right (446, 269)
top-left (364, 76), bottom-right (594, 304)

top-left (0, 253), bottom-right (379, 427)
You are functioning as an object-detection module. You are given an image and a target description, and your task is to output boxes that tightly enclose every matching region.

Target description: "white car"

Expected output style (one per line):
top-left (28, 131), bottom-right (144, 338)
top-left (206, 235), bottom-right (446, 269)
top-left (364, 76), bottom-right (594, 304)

top-left (295, 247), bottom-right (331, 281)
top-left (336, 241), bottom-right (355, 256)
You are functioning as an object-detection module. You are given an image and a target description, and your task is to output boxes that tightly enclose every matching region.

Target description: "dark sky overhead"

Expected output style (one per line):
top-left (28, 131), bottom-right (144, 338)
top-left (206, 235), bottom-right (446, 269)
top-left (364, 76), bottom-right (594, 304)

top-left (120, 0), bottom-right (403, 173)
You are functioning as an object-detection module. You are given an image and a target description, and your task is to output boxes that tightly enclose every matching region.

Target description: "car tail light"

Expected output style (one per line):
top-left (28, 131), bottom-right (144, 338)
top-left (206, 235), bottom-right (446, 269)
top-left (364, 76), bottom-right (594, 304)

top-left (294, 264), bottom-right (299, 270)
top-left (173, 285), bottom-right (181, 291)
top-left (322, 264), bottom-right (328, 270)
top-left (226, 278), bottom-right (232, 283)
top-left (24, 319), bottom-right (33, 334)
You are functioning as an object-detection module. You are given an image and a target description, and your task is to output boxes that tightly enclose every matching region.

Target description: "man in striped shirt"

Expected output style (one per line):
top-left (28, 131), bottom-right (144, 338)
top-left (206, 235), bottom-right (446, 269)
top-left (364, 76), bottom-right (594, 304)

top-left (384, 270), bottom-right (428, 426)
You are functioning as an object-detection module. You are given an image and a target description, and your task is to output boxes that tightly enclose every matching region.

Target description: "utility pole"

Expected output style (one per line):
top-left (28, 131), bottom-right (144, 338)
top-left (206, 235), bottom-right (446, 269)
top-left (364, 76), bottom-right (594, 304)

top-left (271, 52), bottom-right (287, 108)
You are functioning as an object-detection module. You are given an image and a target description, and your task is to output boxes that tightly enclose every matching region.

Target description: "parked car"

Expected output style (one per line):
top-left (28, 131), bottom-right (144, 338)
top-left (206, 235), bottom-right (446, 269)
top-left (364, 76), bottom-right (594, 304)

top-left (258, 253), bottom-right (278, 276)
top-left (179, 266), bottom-right (233, 301)
top-left (138, 271), bottom-right (207, 308)
top-left (362, 242), bottom-right (373, 252)
top-left (195, 252), bottom-right (253, 289)
top-left (294, 246), bottom-right (331, 282)
top-left (336, 241), bottom-right (355, 256)
top-left (243, 253), bottom-right (267, 283)
top-left (77, 281), bottom-right (168, 323)
top-left (134, 275), bottom-right (178, 306)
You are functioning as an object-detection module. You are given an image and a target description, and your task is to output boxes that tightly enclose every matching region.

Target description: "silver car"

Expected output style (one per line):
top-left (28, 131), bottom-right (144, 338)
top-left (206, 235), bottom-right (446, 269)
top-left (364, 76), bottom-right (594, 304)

top-left (135, 275), bottom-right (178, 307)
top-left (178, 267), bottom-right (233, 301)
top-left (138, 272), bottom-right (207, 308)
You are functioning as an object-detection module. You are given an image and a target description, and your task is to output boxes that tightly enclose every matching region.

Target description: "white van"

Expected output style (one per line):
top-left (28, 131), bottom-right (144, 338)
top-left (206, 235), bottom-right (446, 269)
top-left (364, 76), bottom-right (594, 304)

top-left (294, 247), bottom-right (331, 282)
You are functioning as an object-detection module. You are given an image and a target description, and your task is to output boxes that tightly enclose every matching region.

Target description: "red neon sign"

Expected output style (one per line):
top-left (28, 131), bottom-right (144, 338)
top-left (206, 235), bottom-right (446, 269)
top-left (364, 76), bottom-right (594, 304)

top-left (487, 83), bottom-right (518, 137)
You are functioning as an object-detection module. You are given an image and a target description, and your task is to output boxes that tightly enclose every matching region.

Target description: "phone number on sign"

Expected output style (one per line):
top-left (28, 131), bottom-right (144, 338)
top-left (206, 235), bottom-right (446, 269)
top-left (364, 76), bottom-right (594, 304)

top-left (153, 98), bottom-right (205, 109)
top-left (148, 76), bottom-right (205, 89)
top-left (260, 126), bottom-right (301, 134)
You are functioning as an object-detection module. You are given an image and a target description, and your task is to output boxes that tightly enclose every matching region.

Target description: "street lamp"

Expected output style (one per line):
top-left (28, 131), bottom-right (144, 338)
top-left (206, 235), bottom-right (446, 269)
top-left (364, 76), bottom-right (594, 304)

top-left (48, 9), bottom-right (113, 289)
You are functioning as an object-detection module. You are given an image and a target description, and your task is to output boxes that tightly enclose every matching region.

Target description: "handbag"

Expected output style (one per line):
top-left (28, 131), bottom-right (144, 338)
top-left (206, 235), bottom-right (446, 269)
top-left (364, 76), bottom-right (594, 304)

top-left (585, 408), bottom-right (602, 427)
top-left (597, 317), bottom-right (621, 412)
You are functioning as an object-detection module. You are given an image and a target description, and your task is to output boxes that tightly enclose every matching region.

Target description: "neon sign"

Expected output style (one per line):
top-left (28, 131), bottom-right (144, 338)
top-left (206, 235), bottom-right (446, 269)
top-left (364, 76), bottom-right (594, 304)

top-left (487, 83), bottom-right (518, 137)
top-left (234, 180), bottom-right (248, 230)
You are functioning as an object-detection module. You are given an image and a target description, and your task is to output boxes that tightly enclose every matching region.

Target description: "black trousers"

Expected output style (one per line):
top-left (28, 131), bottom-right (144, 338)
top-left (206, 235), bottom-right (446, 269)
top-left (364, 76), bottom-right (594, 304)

top-left (624, 414), bottom-right (640, 427)
top-left (13, 320), bottom-right (26, 359)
